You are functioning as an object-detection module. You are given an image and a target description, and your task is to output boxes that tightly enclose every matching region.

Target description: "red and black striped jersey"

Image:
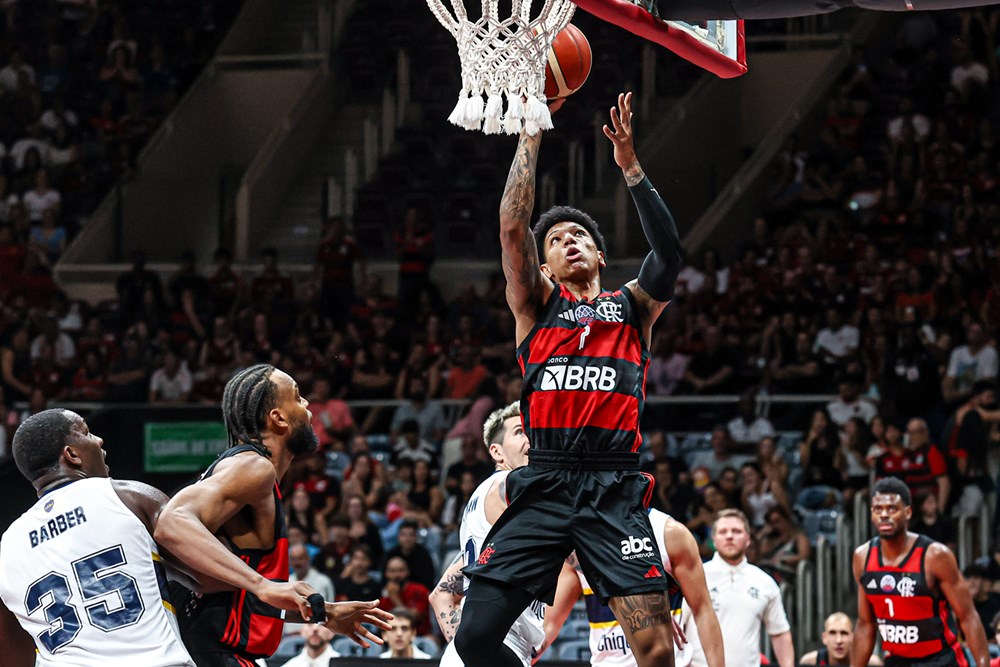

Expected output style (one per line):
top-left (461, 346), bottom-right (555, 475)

top-left (860, 534), bottom-right (967, 667)
top-left (517, 284), bottom-right (650, 453)
top-left (182, 445), bottom-right (290, 661)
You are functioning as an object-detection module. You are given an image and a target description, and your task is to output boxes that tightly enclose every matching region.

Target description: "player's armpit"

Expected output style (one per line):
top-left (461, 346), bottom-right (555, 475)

top-left (484, 475), bottom-right (509, 525)
top-left (625, 279), bottom-right (669, 347)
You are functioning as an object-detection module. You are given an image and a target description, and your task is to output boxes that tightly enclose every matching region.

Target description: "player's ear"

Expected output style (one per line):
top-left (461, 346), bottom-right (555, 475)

top-left (62, 444), bottom-right (82, 467)
top-left (488, 442), bottom-right (503, 464)
top-left (540, 263), bottom-right (553, 280)
top-left (268, 407), bottom-right (288, 430)
top-left (597, 250), bottom-right (606, 269)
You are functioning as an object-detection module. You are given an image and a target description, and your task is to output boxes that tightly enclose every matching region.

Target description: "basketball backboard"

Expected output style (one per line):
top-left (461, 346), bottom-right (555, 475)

top-left (572, 0), bottom-right (747, 78)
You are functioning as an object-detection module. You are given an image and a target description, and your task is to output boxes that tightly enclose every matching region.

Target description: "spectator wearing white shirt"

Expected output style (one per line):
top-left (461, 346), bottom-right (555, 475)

top-left (727, 392), bottom-right (776, 446)
top-left (289, 543), bottom-right (335, 605)
top-left (702, 509), bottom-right (795, 667)
top-left (0, 50), bottom-right (34, 92)
top-left (281, 624), bottom-right (340, 667)
top-left (943, 322), bottom-right (998, 404)
top-left (39, 97), bottom-right (79, 133)
top-left (826, 374), bottom-right (878, 426)
top-left (886, 97), bottom-right (930, 144)
top-left (29, 318), bottom-right (75, 365)
top-left (814, 308), bottom-right (860, 370)
top-left (148, 349), bottom-right (192, 403)
top-left (22, 170), bottom-right (60, 223)
top-left (950, 44), bottom-right (989, 103)
top-left (379, 610), bottom-right (432, 659)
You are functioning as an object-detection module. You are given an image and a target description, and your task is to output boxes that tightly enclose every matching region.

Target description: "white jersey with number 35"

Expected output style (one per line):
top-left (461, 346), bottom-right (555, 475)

top-left (439, 470), bottom-right (546, 667)
top-left (0, 477), bottom-right (194, 666)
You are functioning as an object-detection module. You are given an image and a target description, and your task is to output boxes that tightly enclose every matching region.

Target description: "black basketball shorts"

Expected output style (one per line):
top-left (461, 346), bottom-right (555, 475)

top-left (463, 452), bottom-right (668, 604)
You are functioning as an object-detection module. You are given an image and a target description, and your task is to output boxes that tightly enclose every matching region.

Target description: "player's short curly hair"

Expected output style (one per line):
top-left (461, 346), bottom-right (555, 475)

top-left (532, 206), bottom-right (607, 260)
top-left (13, 409), bottom-right (76, 482)
top-left (872, 476), bottom-right (911, 506)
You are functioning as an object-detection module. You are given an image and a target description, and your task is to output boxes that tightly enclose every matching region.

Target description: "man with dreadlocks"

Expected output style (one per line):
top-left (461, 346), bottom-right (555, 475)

top-left (454, 92), bottom-right (683, 667)
top-left (156, 364), bottom-right (393, 666)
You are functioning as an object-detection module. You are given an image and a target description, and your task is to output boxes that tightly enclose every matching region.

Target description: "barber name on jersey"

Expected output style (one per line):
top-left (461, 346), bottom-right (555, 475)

top-left (28, 502), bottom-right (87, 547)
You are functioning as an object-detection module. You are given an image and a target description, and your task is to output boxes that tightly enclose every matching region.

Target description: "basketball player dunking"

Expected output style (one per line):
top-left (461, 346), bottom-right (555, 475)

top-left (852, 477), bottom-right (989, 667)
top-left (453, 92), bottom-right (683, 667)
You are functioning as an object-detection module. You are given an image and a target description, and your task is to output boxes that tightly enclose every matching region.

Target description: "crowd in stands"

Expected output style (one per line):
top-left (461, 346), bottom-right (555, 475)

top-left (0, 0), bottom-right (240, 295)
top-left (2, 3), bottom-right (1000, 657)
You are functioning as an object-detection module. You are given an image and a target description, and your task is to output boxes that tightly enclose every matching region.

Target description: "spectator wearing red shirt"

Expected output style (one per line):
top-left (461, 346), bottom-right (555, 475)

top-left (315, 216), bottom-right (363, 328)
top-left (394, 207), bottom-right (434, 321)
top-left (945, 381), bottom-right (995, 518)
top-left (445, 344), bottom-right (489, 400)
top-left (379, 556), bottom-right (430, 636)
top-left (309, 374), bottom-right (355, 450)
top-left (875, 418), bottom-right (949, 510)
top-left (0, 225), bottom-right (25, 295)
top-left (206, 247), bottom-right (243, 317)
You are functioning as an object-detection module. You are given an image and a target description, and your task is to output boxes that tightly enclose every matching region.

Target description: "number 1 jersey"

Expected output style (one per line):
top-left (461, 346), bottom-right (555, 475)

top-left (0, 477), bottom-right (194, 666)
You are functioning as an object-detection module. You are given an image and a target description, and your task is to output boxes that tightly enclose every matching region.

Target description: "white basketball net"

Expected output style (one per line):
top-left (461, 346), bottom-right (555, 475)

top-left (426, 0), bottom-right (576, 135)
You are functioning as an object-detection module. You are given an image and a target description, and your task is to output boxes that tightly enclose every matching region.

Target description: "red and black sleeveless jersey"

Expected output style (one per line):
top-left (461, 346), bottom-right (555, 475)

top-left (860, 534), bottom-right (967, 667)
top-left (517, 283), bottom-right (650, 453)
top-left (182, 444), bottom-right (290, 660)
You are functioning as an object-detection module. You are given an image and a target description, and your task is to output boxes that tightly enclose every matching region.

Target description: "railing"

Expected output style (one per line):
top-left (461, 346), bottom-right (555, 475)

top-left (815, 535), bottom-right (833, 631)
top-left (835, 512), bottom-right (854, 601)
top-left (794, 559), bottom-right (816, 656)
top-left (957, 501), bottom-right (992, 570)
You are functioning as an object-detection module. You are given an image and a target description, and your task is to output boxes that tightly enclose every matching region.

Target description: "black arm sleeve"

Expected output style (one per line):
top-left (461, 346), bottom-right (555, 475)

top-left (631, 176), bottom-right (683, 301)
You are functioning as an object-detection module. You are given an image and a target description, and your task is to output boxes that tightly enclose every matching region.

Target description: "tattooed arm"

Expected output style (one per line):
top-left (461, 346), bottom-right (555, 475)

top-left (429, 552), bottom-right (466, 643)
top-left (501, 129), bottom-right (554, 346)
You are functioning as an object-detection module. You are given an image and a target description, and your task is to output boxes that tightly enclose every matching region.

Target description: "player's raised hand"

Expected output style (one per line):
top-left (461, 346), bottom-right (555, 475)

top-left (323, 600), bottom-right (395, 647)
top-left (256, 580), bottom-right (319, 620)
top-left (602, 92), bottom-right (637, 170)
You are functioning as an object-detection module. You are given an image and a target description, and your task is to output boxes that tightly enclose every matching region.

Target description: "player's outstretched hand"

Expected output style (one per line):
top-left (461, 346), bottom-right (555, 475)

top-left (602, 92), bottom-right (637, 170)
top-left (256, 580), bottom-right (319, 621)
top-left (323, 599), bottom-right (394, 647)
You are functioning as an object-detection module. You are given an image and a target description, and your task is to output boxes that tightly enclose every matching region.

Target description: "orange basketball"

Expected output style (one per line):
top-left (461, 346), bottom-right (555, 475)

top-left (544, 23), bottom-right (592, 100)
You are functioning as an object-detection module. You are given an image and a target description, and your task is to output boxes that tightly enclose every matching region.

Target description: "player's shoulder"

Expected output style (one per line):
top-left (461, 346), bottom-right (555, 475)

top-left (210, 449), bottom-right (277, 483)
top-left (854, 539), bottom-right (874, 557)
top-left (922, 537), bottom-right (957, 566)
top-left (659, 512), bottom-right (698, 552)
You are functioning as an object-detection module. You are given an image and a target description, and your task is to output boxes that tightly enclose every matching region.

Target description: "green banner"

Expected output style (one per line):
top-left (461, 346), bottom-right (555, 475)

top-left (143, 422), bottom-right (229, 472)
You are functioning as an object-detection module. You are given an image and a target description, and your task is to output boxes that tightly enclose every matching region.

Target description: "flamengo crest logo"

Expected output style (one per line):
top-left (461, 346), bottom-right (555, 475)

top-left (595, 301), bottom-right (623, 323)
top-left (896, 577), bottom-right (916, 597)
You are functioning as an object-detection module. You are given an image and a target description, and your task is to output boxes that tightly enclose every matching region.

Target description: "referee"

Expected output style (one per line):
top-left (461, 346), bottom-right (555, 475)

top-left (702, 509), bottom-right (795, 667)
